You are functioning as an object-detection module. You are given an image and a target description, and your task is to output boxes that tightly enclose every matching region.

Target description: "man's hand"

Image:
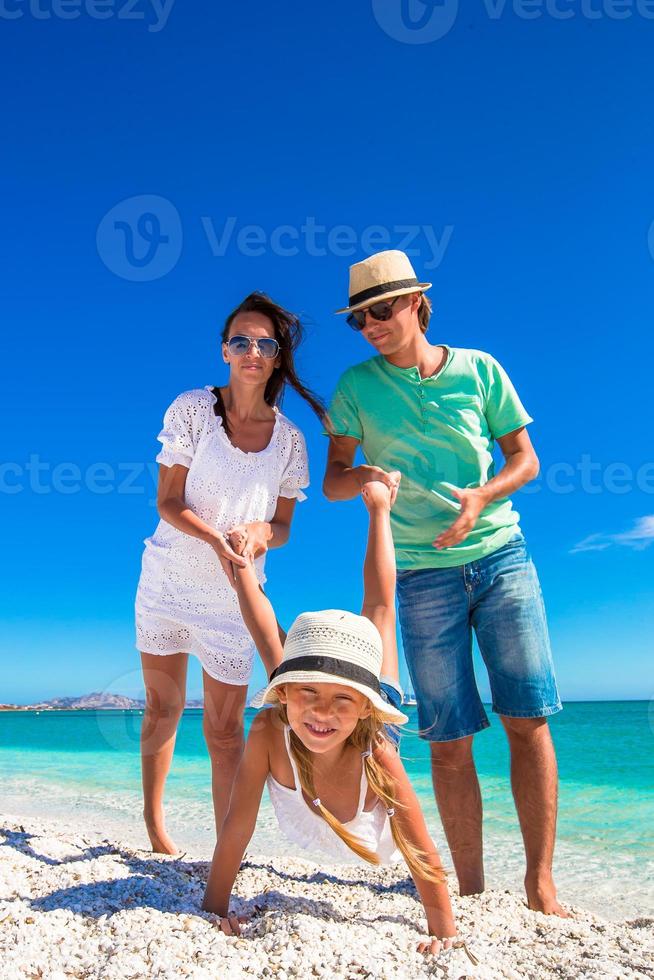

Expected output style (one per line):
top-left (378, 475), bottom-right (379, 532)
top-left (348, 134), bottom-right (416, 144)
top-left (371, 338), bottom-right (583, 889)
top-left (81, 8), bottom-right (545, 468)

top-left (355, 465), bottom-right (401, 505)
top-left (227, 521), bottom-right (272, 562)
top-left (433, 487), bottom-right (490, 550)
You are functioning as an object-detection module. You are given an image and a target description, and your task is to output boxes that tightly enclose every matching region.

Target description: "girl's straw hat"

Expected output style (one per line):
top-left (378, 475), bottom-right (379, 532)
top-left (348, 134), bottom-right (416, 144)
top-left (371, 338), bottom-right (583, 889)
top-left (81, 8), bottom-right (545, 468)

top-left (335, 249), bottom-right (432, 315)
top-left (251, 609), bottom-right (408, 725)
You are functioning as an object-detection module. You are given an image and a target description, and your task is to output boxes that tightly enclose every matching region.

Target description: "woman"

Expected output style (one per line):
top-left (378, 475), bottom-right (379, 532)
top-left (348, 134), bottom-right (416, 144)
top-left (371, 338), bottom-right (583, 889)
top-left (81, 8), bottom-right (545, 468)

top-left (135, 292), bottom-right (324, 854)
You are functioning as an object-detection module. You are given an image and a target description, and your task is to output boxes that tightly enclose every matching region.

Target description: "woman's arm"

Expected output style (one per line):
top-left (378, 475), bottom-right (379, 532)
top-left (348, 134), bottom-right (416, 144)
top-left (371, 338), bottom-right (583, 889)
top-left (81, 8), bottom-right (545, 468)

top-left (374, 740), bottom-right (456, 943)
top-left (202, 712), bottom-right (272, 923)
top-left (360, 478), bottom-right (401, 681)
top-left (156, 463), bottom-right (247, 584)
top-left (227, 532), bottom-right (285, 677)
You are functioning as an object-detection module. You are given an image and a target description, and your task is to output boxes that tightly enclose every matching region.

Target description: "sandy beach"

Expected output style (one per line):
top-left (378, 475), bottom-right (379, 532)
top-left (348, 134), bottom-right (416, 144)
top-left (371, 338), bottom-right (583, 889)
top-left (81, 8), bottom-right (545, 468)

top-left (1, 813), bottom-right (652, 980)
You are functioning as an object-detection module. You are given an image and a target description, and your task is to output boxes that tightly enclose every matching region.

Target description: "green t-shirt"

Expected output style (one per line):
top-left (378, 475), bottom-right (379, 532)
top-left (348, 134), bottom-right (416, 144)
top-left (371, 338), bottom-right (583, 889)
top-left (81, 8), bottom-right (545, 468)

top-left (324, 346), bottom-right (533, 569)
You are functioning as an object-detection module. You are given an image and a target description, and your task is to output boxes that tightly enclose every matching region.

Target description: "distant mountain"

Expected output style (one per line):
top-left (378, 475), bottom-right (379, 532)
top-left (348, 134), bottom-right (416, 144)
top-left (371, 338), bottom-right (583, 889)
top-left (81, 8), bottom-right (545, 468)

top-left (0, 692), bottom-right (206, 710)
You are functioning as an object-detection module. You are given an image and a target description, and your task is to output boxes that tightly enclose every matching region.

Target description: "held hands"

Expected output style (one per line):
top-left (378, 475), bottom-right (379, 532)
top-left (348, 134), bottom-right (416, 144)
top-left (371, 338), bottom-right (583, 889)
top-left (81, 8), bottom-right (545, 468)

top-left (227, 522), bottom-right (272, 562)
top-left (433, 486), bottom-right (490, 550)
top-left (358, 467), bottom-right (401, 508)
top-left (209, 532), bottom-right (248, 586)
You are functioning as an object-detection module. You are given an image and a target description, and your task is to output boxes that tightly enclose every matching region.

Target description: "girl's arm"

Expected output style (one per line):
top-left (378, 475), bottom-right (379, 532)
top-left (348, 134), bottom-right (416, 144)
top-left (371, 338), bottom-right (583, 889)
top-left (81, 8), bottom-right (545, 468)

top-left (202, 711), bottom-right (272, 922)
top-left (374, 739), bottom-right (457, 943)
top-left (360, 478), bottom-right (401, 681)
top-left (227, 531), bottom-right (285, 678)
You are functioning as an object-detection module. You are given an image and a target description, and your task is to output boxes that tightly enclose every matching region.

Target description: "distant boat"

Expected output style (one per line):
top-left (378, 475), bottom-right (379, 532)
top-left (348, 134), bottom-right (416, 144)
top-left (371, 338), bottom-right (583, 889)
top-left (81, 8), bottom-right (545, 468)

top-left (403, 691), bottom-right (417, 706)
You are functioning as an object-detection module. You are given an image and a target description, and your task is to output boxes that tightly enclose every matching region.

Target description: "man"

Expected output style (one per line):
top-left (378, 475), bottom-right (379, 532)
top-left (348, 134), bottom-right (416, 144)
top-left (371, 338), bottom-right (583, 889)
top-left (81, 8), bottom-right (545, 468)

top-left (323, 249), bottom-right (565, 915)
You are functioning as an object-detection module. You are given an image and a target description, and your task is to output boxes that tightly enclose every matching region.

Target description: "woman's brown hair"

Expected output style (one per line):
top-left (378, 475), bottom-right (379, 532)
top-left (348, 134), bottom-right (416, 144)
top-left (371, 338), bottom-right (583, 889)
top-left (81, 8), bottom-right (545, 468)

top-left (217, 291), bottom-right (326, 436)
top-left (275, 700), bottom-right (446, 884)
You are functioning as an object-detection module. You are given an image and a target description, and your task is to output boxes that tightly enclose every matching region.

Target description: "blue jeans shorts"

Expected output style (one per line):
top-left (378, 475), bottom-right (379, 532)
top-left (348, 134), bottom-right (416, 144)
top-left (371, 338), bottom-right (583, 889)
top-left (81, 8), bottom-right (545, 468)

top-left (380, 679), bottom-right (404, 748)
top-left (396, 533), bottom-right (562, 742)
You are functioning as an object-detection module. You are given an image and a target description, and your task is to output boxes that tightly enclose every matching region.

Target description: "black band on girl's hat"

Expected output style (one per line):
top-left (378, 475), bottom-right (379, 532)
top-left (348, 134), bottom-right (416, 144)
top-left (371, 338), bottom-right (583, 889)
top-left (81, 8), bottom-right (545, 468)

top-left (348, 277), bottom-right (419, 307)
top-left (269, 655), bottom-right (381, 695)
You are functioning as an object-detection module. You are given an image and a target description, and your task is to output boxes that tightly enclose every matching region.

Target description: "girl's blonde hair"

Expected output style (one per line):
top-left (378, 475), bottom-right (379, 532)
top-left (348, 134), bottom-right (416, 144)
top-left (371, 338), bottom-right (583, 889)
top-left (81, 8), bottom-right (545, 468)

top-left (275, 699), bottom-right (446, 884)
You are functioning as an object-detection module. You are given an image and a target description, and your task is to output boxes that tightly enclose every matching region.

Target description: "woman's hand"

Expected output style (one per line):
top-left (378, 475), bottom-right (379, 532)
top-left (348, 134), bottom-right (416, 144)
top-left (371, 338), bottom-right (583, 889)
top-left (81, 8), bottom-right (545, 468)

top-left (227, 522), bottom-right (272, 561)
top-left (209, 532), bottom-right (248, 587)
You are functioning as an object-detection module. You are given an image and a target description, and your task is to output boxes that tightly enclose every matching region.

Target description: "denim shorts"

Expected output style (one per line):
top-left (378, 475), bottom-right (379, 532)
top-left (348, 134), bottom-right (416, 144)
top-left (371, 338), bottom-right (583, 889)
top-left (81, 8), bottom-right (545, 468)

top-left (396, 534), bottom-right (561, 742)
top-left (379, 679), bottom-right (404, 748)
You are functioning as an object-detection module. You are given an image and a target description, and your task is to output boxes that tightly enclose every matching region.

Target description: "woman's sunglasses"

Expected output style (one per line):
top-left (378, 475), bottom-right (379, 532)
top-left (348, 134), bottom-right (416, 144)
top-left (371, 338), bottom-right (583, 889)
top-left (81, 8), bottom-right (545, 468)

top-left (226, 335), bottom-right (281, 359)
top-left (346, 295), bottom-right (402, 331)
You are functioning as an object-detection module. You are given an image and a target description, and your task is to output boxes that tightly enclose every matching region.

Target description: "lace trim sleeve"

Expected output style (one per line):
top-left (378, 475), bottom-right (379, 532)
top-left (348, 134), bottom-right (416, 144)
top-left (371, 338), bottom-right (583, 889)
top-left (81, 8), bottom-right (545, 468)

top-left (278, 423), bottom-right (310, 502)
top-left (155, 389), bottom-right (210, 469)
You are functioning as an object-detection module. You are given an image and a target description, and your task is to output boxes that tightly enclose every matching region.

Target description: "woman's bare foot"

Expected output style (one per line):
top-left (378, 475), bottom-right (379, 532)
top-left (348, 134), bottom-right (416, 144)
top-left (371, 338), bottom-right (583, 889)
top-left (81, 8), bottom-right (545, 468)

top-left (525, 871), bottom-right (570, 917)
top-left (144, 811), bottom-right (180, 855)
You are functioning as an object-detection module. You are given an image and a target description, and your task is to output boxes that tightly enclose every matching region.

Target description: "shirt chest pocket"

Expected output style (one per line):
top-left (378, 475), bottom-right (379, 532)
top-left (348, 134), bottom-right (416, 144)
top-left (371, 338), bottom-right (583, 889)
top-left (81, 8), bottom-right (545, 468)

top-left (429, 393), bottom-right (483, 432)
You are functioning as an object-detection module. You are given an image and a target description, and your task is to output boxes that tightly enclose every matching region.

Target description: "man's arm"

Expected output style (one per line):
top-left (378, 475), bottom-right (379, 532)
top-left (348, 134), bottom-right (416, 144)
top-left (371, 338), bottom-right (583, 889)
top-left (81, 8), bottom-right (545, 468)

top-left (323, 435), bottom-right (400, 501)
top-left (433, 426), bottom-right (539, 550)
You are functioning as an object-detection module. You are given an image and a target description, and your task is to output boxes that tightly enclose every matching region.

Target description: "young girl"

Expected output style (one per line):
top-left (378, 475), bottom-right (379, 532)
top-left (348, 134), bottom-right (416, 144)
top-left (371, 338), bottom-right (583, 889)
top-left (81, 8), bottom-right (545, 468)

top-left (202, 480), bottom-right (465, 956)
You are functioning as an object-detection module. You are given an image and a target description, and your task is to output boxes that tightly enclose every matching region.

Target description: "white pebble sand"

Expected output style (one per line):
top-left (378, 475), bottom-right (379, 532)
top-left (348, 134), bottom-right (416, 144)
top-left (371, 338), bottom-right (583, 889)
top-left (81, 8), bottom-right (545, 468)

top-left (1, 814), bottom-right (652, 980)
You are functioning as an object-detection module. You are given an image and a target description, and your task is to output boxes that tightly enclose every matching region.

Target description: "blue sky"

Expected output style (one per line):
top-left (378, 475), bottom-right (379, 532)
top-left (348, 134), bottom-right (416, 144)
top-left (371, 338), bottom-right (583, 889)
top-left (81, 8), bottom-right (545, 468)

top-left (2, 1), bottom-right (653, 703)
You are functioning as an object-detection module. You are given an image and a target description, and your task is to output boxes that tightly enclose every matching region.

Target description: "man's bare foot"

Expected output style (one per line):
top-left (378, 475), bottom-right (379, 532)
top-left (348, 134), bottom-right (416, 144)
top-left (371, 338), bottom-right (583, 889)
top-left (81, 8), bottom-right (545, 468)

top-left (525, 872), bottom-right (570, 917)
top-left (144, 812), bottom-right (180, 855)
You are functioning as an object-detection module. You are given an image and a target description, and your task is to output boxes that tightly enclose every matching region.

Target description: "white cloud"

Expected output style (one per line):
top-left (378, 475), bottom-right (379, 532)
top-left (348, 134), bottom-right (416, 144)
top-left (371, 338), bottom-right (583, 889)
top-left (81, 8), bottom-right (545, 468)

top-left (571, 516), bottom-right (654, 554)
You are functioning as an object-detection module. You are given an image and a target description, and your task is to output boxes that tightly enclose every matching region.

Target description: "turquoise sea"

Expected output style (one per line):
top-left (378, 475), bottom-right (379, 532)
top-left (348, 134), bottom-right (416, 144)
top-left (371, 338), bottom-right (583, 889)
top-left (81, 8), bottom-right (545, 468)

top-left (1, 701), bottom-right (652, 920)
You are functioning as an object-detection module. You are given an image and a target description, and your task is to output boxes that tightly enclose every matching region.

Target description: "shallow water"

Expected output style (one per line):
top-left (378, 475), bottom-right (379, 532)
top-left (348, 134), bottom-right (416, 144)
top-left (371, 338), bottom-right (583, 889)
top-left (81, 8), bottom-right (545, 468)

top-left (1, 702), bottom-right (652, 919)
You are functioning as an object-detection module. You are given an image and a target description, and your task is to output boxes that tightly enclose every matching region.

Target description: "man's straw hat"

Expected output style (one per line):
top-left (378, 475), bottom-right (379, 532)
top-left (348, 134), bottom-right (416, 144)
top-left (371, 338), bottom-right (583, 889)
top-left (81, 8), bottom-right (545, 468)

top-left (335, 249), bottom-right (431, 315)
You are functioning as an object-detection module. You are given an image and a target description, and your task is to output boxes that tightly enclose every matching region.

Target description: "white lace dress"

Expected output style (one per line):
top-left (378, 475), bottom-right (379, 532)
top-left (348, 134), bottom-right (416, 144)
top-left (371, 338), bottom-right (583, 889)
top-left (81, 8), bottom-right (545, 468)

top-left (134, 387), bottom-right (309, 684)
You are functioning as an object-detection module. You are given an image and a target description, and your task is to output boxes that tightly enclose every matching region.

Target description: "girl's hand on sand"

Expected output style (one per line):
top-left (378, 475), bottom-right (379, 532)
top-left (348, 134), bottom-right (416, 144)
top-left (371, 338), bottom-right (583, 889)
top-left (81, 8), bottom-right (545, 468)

top-left (216, 913), bottom-right (248, 936)
top-left (209, 532), bottom-right (248, 587)
top-left (417, 936), bottom-right (479, 965)
top-left (417, 935), bottom-right (456, 956)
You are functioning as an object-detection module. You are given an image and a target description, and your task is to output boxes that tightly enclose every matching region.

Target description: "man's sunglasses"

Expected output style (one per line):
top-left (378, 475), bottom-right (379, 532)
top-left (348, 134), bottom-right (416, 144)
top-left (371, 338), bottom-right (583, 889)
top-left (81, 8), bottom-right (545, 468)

top-left (346, 295), bottom-right (402, 331)
top-left (226, 335), bottom-right (281, 358)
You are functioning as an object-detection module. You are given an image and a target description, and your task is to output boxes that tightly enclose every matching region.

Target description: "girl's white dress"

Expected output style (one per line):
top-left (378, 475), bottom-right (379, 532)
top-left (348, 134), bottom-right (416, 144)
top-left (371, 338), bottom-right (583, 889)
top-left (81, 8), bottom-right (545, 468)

top-left (134, 387), bottom-right (309, 684)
